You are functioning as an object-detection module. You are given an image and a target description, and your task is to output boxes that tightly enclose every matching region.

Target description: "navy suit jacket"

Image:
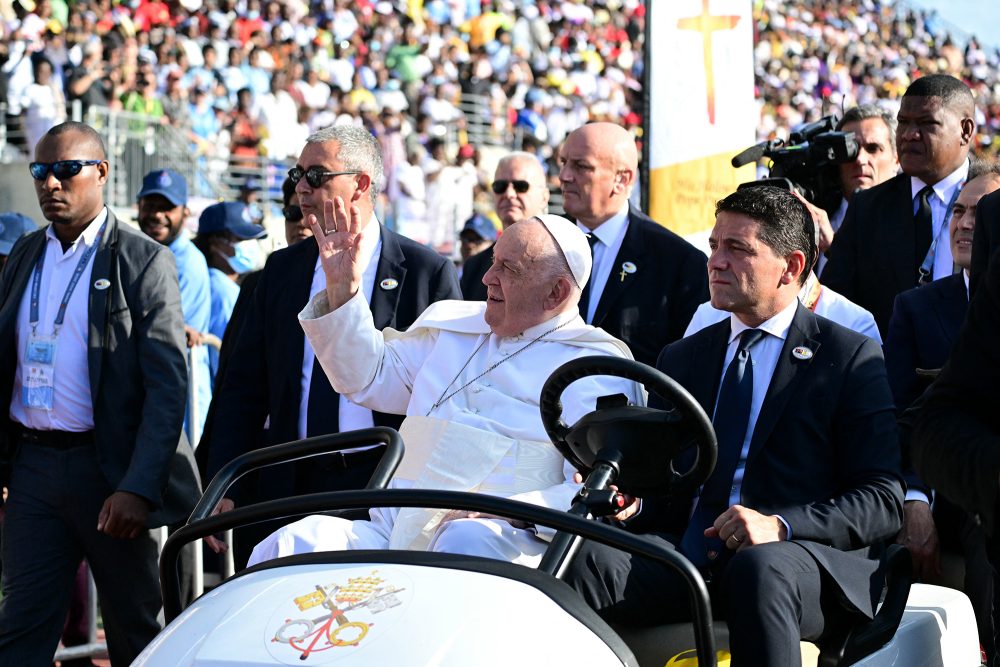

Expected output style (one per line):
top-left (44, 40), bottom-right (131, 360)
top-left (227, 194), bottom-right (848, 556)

top-left (204, 226), bottom-right (461, 501)
top-left (645, 304), bottom-right (904, 616)
top-left (823, 173), bottom-right (931, 337)
top-left (588, 207), bottom-right (708, 366)
top-left (0, 211), bottom-right (196, 527)
top-left (884, 273), bottom-right (967, 412)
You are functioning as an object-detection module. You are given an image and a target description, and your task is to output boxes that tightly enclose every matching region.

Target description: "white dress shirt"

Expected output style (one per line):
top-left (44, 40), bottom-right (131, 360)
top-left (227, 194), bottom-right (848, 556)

top-left (10, 209), bottom-right (108, 431)
top-left (577, 202), bottom-right (630, 324)
top-left (297, 216), bottom-right (382, 441)
top-left (911, 160), bottom-right (968, 281)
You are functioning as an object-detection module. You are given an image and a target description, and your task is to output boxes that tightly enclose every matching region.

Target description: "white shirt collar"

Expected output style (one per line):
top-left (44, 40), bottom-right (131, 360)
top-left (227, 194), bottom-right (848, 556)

top-left (910, 160), bottom-right (968, 202)
top-left (963, 268), bottom-right (970, 297)
top-left (576, 201), bottom-right (630, 246)
top-left (727, 297), bottom-right (798, 345)
top-left (45, 207), bottom-right (108, 252)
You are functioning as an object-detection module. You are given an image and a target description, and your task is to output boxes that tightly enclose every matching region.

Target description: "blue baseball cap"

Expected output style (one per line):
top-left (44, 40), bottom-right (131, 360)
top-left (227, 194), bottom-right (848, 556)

top-left (0, 212), bottom-right (37, 256)
top-left (137, 168), bottom-right (188, 207)
top-left (198, 202), bottom-right (267, 240)
top-left (460, 214), bottom-right (498, 242)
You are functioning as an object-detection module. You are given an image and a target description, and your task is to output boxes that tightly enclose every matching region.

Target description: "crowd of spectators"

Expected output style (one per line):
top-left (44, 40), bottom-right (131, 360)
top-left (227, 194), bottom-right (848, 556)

top-left (754, 0), bottom-right (1000, 156)
top-left (2, 0), bottom-right (999, 247)
top-left (0, 0), bottom-right (646, 252)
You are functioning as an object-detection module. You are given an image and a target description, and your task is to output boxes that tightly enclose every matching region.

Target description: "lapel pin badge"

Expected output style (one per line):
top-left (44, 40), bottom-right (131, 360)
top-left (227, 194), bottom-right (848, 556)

top-left (379, 278), bottom-right (399, 291)
top-left (619, 261), bottom-right (637, 282)
top-left (93, 278), bottom-right (111, 290)
top-left (792, 346), bottom-right (813, 360)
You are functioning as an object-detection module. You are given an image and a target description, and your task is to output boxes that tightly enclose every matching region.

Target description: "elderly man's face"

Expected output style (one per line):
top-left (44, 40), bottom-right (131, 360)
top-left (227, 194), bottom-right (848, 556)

top-left (949, 174), bottom-right (1000, 270)
top-left (839, 118), bottom-right (898, 199)
top-left (896, 95), bottom-right (972, 185)
top-left (482, 221), bottom-right (552, 337)
top-left (707, 212), bottom-right (791, 320)
top-left (33, 130), bottom-right (108, 226)
top-left (492, 157), bottom-right (548, 229)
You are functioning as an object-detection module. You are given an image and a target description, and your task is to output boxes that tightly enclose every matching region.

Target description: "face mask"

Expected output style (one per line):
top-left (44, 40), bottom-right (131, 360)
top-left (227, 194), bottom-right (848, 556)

top-left (226, 239), bottom-right (261, 274)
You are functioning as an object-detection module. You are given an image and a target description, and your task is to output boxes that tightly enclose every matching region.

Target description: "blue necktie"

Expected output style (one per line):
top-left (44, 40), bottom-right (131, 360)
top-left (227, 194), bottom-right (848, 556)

top-left (578, 233), bottom-right (598, 322)
top-left (680, 328), bottom-right (764, 572)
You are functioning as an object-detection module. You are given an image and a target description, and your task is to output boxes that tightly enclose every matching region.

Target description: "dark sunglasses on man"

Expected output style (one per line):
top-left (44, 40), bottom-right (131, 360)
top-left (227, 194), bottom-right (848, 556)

top-left (288, 166), bottom-right (361, 189)
top-left (29, 160), bottom-right (103, 181)
top-left (282, 205), bottom-right (304, 222)
top-left (491, 179), bottom-right (531, 195)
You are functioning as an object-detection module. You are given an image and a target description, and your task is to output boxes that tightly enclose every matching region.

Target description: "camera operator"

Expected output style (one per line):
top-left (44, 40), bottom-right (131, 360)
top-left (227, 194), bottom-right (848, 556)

top-left (816, 106), bottom-right (900, 274)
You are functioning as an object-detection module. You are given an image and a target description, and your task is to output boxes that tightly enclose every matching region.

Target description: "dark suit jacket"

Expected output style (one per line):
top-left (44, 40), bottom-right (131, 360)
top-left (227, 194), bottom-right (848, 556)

top-left (913, 250), bottom-right (1000, 536)
top-left (647, 304), bottom-right (904, 616)
top-left (0, 210), bottom-right (196, 527)
top-left (589, 207), bottom-right (708, 366)
top-left (460, 242), bottom-right (493, 301)
top-left (823, 173), bottom-right (931, 337)
top-left (204, 225), bottom-right (461, 501)
top-left (971, 188), bottom-right (1000, 297)
top-left (884, 273), bottom-right (968, 412)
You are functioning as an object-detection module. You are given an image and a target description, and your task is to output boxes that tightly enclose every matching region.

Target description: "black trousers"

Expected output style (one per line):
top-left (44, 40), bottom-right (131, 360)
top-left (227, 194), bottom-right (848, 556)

top-left (564, 535), bottom-right (861, 667)
top-left (0, 444), bottom-right (161, 667)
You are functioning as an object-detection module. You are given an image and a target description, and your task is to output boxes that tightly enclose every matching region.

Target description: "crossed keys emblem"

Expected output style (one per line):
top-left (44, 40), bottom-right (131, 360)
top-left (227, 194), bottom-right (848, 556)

top-left (272, 572), bottom-right (405, 660)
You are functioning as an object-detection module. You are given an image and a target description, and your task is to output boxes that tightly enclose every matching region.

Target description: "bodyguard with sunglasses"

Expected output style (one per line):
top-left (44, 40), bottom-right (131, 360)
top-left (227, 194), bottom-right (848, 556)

top-left (203, 125), bottom-right (460, 568)
top-left (0, 122), bottom-right (189, 664)
top-left (460, 152), bottom-right (550, 301)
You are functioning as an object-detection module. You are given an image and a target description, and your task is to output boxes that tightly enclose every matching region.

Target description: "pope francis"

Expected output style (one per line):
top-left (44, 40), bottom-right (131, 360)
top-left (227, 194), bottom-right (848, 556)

top-left (248, 197), bottom-right (641, 567)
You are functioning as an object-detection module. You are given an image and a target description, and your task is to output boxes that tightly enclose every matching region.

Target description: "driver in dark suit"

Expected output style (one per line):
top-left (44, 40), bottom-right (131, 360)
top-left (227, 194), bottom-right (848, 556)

top-left (564, 186), bottom-right (904, 666)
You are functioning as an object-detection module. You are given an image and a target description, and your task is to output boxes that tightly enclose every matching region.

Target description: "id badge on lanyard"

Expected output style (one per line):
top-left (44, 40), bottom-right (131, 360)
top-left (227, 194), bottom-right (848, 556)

top-left (22, 331), bottom-right (57, 410)
top-left (20, 221), bottom-right (106, 411)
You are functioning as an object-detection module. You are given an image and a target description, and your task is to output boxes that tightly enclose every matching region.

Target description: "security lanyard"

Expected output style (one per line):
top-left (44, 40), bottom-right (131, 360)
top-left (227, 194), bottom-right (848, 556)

top-left (918, 183), bottom-right (962, 284)
top-left (29, 222), bottom-right (107, 334)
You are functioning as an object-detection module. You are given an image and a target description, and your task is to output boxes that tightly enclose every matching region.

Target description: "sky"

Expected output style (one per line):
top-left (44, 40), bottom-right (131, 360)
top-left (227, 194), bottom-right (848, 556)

top-left (903, 0), bottom-right (1000, 50)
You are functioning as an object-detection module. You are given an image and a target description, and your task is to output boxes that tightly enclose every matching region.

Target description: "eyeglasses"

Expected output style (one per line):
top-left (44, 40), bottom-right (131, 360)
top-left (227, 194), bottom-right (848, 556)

top-left (491, 179), bottom-right (531, 195)
top-left (288, 166), bottom-right (361, 188)
top-left (282, 205), bottom-right (303, 222)
top-left (29, 160), bottom-right (103, 181)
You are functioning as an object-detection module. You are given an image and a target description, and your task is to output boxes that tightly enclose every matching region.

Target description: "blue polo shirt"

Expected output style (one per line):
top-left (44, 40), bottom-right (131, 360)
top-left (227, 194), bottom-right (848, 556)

top-left (170, 233), bottom-right (212, 440)
top-left (208, 267), bottom-right (240, 383)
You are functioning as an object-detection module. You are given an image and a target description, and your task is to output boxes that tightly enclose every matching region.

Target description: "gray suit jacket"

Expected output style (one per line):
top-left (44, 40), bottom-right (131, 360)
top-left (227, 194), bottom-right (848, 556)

top-left (0, 209), bottom-right (197, 527)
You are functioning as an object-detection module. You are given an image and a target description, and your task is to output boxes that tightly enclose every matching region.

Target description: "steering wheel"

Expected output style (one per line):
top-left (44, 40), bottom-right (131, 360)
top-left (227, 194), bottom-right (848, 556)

top-left (539, 356), bottom-right (717, 498)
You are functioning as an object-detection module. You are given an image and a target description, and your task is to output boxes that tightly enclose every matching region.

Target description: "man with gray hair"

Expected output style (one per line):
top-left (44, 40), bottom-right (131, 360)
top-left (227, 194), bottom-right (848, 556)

top-left (204, 125), bottom-right (461, 568)
top-left (247, 211), bottom-right (640, 567)
top-left (461, 151), bottom-right (550, 300)
top-left (815, 105), bottom-right (900, 274)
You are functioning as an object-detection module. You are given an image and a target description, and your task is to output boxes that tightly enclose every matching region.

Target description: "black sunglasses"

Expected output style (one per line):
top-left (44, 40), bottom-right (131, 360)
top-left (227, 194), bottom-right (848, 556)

top-left (29, 160), bottom-right (103, 181)
top-left (491, 179), bottom-right (531, 195)
top-left (288, 166), bottom-right (361, 188)
top-left (282, 205), bottom-right (304, 222)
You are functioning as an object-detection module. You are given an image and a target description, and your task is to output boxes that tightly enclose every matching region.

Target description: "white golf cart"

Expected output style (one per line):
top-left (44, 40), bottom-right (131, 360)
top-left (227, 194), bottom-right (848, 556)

top-left (136, 357), bottom-right (981, 666)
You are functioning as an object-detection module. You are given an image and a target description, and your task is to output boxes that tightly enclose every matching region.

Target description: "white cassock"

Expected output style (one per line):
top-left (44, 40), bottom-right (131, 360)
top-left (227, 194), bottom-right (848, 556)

top-left (248, 292), bottom-right (642, 567)
top-left (684, 272), bottom-right (883, 344)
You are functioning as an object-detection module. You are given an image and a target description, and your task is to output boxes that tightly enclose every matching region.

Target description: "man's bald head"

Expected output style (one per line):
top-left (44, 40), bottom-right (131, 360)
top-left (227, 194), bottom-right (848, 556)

top-left (492, 152), bottom-right (550, 228)
top-left (558, 122), bottom-right (638, 230)
top-left (40, 121), bottom-right (107, 160)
